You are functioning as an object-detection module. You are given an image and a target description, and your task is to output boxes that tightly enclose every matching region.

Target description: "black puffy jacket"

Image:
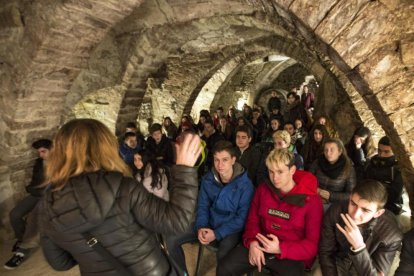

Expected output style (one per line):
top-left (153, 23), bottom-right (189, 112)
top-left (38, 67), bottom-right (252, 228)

top-left (39, 165), bottom-right (198, 275)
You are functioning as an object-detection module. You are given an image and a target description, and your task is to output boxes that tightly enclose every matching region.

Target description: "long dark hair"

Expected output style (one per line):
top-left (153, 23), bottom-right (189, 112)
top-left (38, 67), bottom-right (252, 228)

top-left (134, 149), bottom-right (168, 190)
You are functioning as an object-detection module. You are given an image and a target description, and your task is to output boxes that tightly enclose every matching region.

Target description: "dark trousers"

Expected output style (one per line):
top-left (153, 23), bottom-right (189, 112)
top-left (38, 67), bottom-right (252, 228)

top-left (217, 244), bottom-right (305, 276)
top-left (165, 227), bottom-right (241, 275)
top-left (9, 195), bottom-right (39, 241)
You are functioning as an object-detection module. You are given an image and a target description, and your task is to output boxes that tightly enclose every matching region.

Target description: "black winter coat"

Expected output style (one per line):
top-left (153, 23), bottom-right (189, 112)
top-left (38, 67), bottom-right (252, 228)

top-left (40, 166), bottom-right (198, 276)
top-left (25, 158), bottom-right (45, 197)
top-left (365, 155), bottom-right (404, 215)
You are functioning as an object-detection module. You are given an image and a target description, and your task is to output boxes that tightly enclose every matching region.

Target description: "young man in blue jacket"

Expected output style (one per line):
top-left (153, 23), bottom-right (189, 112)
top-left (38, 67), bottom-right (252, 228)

top-left (166, 140), bottom-right (254, 275)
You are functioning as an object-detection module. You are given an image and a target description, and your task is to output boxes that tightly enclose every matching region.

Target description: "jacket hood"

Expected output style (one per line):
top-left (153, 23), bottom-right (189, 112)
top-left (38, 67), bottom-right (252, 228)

top-left (266, 170), bottom-right (318, 206)
top-left (43, 171), bottom-right (125, 234)
top-left (211, 162), bottom-right (245, 184)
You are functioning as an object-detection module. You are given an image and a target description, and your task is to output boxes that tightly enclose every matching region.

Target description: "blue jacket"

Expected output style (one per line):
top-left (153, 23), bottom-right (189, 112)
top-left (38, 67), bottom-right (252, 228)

top-left (195, 162), bottom-right (254, 240)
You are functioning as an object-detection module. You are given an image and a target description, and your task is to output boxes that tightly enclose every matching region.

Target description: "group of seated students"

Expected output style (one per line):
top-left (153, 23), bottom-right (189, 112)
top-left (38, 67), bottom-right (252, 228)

top-left (5, 93), bottom-right (412, 275)
top-left (112, 99), bottom-right (411, 275)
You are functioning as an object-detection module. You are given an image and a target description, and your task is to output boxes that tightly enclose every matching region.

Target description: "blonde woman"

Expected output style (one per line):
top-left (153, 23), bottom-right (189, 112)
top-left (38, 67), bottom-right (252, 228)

top-left (39, 118), bottom-right (201, 276)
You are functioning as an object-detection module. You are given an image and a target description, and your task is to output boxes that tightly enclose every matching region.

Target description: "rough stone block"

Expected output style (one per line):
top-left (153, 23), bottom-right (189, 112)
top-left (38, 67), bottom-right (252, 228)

top-left (401, 39), bottom-right (414, 65)
top-left (315, 0), bottom-right (370, 44)
top-left (290, 0), bottom-right (338, 30)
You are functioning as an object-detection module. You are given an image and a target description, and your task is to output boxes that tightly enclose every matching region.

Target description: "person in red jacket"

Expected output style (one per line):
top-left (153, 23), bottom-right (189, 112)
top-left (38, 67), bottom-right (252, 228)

top-left (217, 149), bottom-right (323, 276)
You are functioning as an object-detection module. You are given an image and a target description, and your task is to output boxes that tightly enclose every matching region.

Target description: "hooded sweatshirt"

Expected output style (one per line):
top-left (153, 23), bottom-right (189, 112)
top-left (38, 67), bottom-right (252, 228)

top-left (243, 170), bottom-right (323, 268)
top-left (195, 162), bottom-right (254, 240)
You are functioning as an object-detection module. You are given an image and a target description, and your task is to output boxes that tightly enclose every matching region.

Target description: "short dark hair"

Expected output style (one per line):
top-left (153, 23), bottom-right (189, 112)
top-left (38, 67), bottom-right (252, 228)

top-left (32, 139), bottom-right (52, 150)
top-left (378, 136), bottom-right (391, 146)
top-left (287, 92), bottom-right (296, 99)
top-left (235, 125), bottom-right (253, 138)
top-left (149, 123), bottom-right (162, 134)
top-left (126, 122), bottom-right (137, 129)
top-left (212, 140), bottom-right (236, 157)
top-left (124, 132), bottom-right (136, 140)
top-left (204, 118), bottom-right (214, 127)
top-left (284, 121), bottom-right (295, 129)
top-left (352, 180), bottom-right (388, 209)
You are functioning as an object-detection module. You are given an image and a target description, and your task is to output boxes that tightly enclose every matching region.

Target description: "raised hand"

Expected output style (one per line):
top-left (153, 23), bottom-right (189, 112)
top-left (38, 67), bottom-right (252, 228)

top-left (175, 133), bottom-right (202, 167)
top-left (336, 213), bottom-right (365, 250)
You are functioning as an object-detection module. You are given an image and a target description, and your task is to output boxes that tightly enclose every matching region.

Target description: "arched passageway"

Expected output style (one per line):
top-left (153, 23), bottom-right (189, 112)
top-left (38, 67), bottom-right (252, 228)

top-left (0, 0), bottom-right (413, 239)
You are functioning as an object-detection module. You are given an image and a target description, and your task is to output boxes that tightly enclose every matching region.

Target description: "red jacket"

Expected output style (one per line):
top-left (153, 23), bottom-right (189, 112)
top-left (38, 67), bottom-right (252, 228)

top-left (243, 170), bottom-right (323, 268)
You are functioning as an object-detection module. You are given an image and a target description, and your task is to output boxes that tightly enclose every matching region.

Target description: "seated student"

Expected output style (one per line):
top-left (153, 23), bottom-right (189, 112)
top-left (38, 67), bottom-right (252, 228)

top-left (302, 124), bottom-right (329, 170)
top-left (217, 115), bottom-right (234, 142)
top-left (166, 140), bottom-right (254, 275)
top-left (273, 130), bottom-right (304, 170)
top-left (395, 227), bottom-right (414, 275)
top-left (119, 132), bottom-right (140, 168)
top-left (234, 125), bottom-right (261, 187)
top-left (319, 180), bottom-right (403, 276)
top-left (133, 150), bottom-right (169, 202)
top-left (262, 116), bottom-right (282, 143)
top-left (162, 116), bottom-right (178, 141)
top-left (117, 121), bottom-right (145, 148)
top-left (364, 136), bottom-right (404, 215)
top-left (310, 138), bottom-right (357, 209)
top-left (217, 149), bottom-right (323, 276)
top-left (251, 108), bottom-right (267, 142)
top-left (284, 121), bottom-right (304, 156)
top-left (346, 126), bottom-right (376, 180)
top-left (4, 139), bottom-right (52, 270)
top-left (145, 123), bottom-right (174, 166)
top-left (201, 118), bottom-right (225, 170)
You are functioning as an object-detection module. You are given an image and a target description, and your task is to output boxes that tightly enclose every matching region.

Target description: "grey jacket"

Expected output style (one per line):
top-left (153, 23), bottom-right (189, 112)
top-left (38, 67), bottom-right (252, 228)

top-left (39, 165), bottom-right (198, 276)
top-left (319, 200), bottom-right (402, 276)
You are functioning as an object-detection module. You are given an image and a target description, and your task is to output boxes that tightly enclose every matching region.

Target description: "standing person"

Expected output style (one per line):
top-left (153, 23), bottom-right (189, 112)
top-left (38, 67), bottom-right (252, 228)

top-left (133, 150), bottom-right (169, 202)
top-left (145, 123), bottom-right (175, 166)
top-left (310, 139), bottom-right (357, 209)
top-left (251, 108), bottom-right (266, 142)
top-left (346, 126), bottom-right (376, 179)
top-left (4, 139), bottom-right (52, 270)
top-left (234, 125), bottom-right (261, 187)
top-left (165, 141), bottom-right (254, 275)
top-left (364, 136), bottom-right (404, 215)
top-left (267, 90), bottom-right (282, 115)
top-left (39, 118), bottom-right (201, 276)
top-left (319, 180), bottom-right (403, 276)
top-left (284, 92), bottom-right (308, 127)
top-left (217, 149), bottom-right (323, 276)
top-left (300, 85), bottom-right (315, 112)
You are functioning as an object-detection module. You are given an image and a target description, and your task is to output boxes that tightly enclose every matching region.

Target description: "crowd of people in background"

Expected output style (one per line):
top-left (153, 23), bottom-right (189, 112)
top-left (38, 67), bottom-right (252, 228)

top-left (4, 85), bottom-right (413, 276)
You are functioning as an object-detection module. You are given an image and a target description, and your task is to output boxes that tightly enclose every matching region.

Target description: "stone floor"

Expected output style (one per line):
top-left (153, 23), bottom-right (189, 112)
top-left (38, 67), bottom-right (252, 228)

top-left (0, 193), bottom-right (412, 276)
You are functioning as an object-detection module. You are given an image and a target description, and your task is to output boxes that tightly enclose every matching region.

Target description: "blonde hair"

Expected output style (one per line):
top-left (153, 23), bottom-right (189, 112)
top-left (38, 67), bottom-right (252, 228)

top-left (45, 119), bottom-right (132, 191)
top-left (272, 130), bottom-right (291, 145)
top-left (266, 148), bottom-right (295, 169)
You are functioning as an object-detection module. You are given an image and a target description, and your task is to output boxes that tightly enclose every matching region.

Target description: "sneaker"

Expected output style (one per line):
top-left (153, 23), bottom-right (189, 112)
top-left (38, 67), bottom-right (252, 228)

top-left (4, 252), bottom-right (26, 270)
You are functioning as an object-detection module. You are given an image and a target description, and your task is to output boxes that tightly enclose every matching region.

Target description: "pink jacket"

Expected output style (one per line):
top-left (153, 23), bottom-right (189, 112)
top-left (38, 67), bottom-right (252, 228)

top-left (243, 170), bottom-right (323, 268)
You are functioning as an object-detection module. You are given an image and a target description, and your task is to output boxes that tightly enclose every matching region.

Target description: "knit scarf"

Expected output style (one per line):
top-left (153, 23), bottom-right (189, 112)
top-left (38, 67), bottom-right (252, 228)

top-left (318, 154), bottom-right (346, 179)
